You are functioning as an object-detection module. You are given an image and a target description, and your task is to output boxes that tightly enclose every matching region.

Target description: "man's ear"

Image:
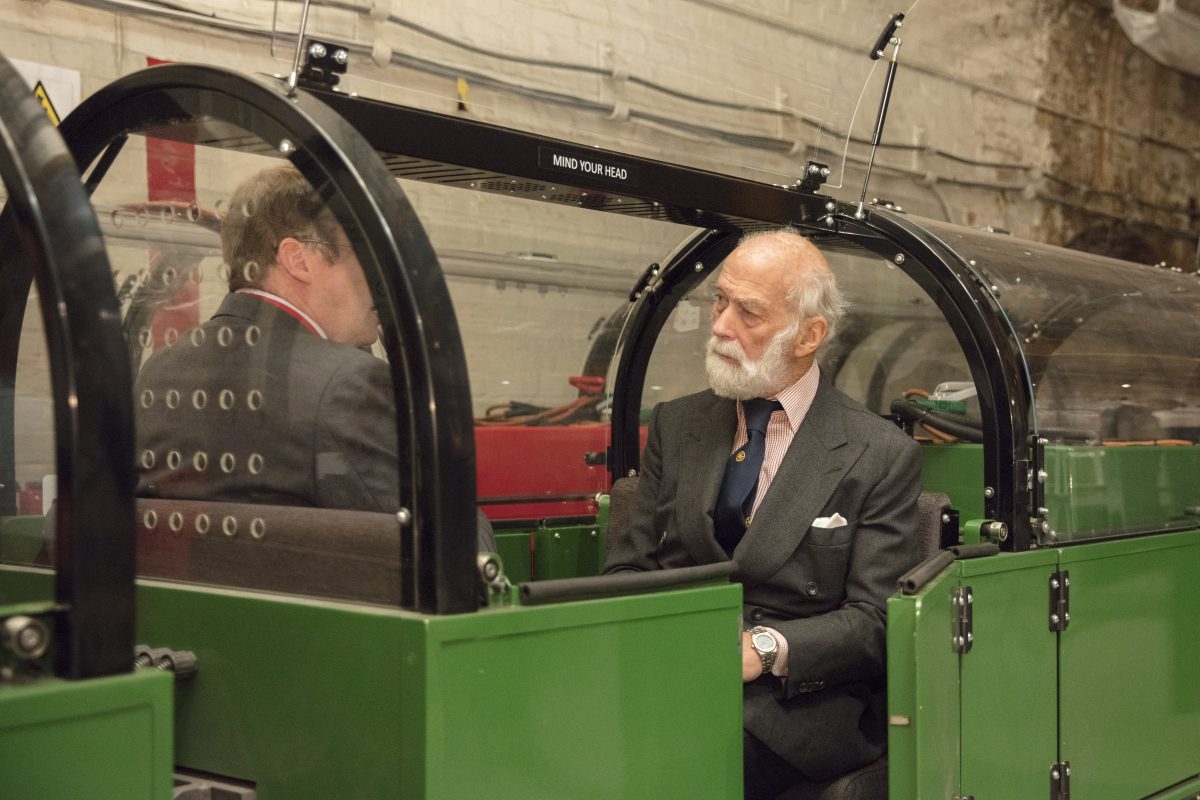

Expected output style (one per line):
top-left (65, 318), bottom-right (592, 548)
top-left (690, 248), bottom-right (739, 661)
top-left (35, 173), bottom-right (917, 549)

top-left (275, 237), bottom-right (315, 285)
top-left (792, 316), bottom-right (828, 359)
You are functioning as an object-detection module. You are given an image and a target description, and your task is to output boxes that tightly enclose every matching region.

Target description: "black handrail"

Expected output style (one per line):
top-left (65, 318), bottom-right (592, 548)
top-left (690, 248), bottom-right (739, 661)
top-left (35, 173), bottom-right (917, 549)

top-left (0, 52), bottom-right (135, 677)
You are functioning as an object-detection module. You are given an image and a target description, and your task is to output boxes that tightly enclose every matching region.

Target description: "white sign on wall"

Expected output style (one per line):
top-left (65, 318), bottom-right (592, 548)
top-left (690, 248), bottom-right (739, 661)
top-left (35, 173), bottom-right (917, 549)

top-left (10, 58), bottom-right (81, 125)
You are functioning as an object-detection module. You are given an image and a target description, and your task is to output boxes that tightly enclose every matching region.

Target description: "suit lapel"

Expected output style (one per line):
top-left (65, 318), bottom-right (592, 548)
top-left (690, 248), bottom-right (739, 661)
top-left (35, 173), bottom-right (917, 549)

top-left (732, 380), bottom-right (865, 586)
top-left (675, 394), bottom-right (737, 564)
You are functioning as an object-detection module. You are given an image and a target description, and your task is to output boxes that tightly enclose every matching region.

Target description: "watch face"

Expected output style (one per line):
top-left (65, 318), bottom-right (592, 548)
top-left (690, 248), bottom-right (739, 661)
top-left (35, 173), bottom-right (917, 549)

top-left (752, 631), bottom-right (776, 653)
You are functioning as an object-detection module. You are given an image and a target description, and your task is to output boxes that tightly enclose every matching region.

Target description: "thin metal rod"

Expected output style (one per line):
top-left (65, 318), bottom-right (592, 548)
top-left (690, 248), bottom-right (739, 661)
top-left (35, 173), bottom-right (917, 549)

top-left (856, 40), bottom-right (901, 219)
top-left (286, 0), bottom-right (314, 96)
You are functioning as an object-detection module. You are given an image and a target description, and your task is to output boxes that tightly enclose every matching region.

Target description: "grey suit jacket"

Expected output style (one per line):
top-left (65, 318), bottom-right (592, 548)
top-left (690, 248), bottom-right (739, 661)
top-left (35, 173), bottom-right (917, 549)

top-left (604, 375), bottom-right (922, 780)
top-left (135, 293), bottom-right (497, 552)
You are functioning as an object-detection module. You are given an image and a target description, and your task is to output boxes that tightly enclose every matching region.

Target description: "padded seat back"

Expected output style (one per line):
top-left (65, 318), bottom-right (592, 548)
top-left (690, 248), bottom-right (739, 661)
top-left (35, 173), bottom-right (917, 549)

top-left (916, 490), bottom-right (952, 563)
top-left (136, 498), bottom-right (401, 605)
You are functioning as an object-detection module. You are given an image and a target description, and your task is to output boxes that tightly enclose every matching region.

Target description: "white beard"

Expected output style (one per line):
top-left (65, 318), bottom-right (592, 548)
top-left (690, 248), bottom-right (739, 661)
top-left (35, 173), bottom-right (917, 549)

top-left (705, 325), bottom-right (797, 400)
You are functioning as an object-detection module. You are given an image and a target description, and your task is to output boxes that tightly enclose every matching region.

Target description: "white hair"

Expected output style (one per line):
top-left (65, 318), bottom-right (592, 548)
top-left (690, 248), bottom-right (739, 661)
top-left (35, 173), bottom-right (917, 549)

top-left (738, 228), bottom-right (848, 344)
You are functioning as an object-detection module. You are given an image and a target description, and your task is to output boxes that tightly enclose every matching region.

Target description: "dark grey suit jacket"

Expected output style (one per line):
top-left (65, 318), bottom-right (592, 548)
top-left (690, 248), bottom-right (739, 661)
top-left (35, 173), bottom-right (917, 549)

top-left (135, 293), bottom-right (497, 550)
top-left (604, 375), bottom-right (922, 780)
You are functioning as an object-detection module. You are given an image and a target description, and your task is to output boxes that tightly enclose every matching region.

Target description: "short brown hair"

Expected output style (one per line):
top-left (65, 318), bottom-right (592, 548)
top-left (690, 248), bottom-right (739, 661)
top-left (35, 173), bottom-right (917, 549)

top-left (221, 165), bottom-right (340, 292)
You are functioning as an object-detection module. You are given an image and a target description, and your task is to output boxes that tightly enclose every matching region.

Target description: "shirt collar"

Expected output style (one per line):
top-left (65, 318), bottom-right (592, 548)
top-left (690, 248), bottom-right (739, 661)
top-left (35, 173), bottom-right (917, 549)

top-left (236, 288), bottom-right (328, 340)
top-left (767, 362), bottom-right (820, 431)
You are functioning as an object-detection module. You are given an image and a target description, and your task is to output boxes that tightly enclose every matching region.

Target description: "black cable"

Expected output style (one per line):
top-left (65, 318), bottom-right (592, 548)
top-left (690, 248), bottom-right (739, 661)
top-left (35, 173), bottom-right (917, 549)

top-left (890, 399), bottom-right (984, 443)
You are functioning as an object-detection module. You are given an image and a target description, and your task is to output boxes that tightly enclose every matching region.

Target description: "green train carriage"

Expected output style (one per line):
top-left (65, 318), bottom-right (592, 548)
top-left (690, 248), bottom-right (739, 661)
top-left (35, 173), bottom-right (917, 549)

top-left (0, 11), bottom-right (1198, 800)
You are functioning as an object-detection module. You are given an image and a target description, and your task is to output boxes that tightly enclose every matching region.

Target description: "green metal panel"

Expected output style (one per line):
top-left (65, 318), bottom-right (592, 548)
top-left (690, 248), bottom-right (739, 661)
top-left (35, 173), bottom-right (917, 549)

top-left (494, 530), bottom-right (533, 584)
top-left (957, 550), bottom-right (1059, 799)
top-left (137, 581), bottom-right (425, 799)
top-left (887, 563), bottom-right (961, 800)
top-left (0, 669), bottom-right (173, 800)
top-left (0, 564), bottom-right (53, 604)
top-left (1058, 529), bottom-right (1200, 799)
top-left (0, 515), bottom-right (49, 565)
top-left (532, 521), bottom-right (604, 580)
top-left (136, 576), bottom-right (741, 799)
top-left (1144, 774), bottom-right (1200, 800)
top-left (1044, 446), bottom-right (1200, 541)
top-left (425, 584), bottom-right (743, 799)
top-left (920, 444), bottom-right (984, 523)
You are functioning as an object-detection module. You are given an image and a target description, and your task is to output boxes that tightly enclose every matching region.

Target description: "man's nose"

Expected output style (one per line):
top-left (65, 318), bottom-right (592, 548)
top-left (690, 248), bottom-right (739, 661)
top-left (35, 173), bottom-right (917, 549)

top-left (711, 305), bottom-right (734, 339)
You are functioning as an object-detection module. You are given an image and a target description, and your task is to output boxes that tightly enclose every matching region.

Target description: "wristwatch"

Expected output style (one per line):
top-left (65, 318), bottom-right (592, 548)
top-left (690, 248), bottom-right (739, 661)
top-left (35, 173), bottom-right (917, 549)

top-left (747, 626), bottom-right (778, 674)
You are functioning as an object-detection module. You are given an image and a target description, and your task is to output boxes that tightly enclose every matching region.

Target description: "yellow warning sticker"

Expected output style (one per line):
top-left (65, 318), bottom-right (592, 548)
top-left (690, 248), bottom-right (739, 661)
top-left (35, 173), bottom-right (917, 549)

top-left (32, 81), bottom-right (60, 126)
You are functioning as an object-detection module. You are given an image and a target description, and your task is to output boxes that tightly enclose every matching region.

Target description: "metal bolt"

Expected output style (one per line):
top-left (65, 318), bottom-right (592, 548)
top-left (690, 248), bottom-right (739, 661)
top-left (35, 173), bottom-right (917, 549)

top-left (1064, 612), bottom-right (1070, 622)
top-left (1064, 576), bottom-right (1069, 587)
top-left (553, 532), bottom-right (561, 539)
top-left (808, 163), bottom-right (820, 174)
top-left (693, 262), bottom-right (704, 273)
top-left (1037, 469), bottom-right (1048, 484)
top-left (333, 49), bottom-right (349, 65)
top-left (1051, 577), bottom-right (1060, 589)
top-left (627, 469), bottom-right (637, 478)
top-left (1042, 520), bottom-right (1051, 534)
top-left (941, 513), bottom-right (950, 524)
top-left (1038, 437), bottom-right (1049, 445)
top-left (1047, 530), bottom-right (1058, 541)
top-left (279, 139), bottom-right (296, 156)
top-left (1065, 766), bottom-right (1071, 776)
top-left (308, 42), bottom-right (327, 59)
top-left (396, 507), bottom-right (412, 526)
top-left (894, 253), bottom-right (905, 265)
top-left (954, 635), bottom-right (964, 647)
top-left (820, 167), bottom-right (830, 177)
top-left (825, 201), bottom-right (836, 212)
top-left (590, 530), bottom-right (597, 537)
top-left (984, 486), bottom-right (995, 498)
top-left (1051, 613), bottom-right (1060, 625)
top-left (966, 590), bottom-right (973, 602)
top-left (1038, 507), bottom-right (1049, 515)
top-left (966, 631), bottom-right (973, 641)
top-left (1052, 768), bottom-right (1060, 780)
top-left (3, 616), bottom-right (49, 660)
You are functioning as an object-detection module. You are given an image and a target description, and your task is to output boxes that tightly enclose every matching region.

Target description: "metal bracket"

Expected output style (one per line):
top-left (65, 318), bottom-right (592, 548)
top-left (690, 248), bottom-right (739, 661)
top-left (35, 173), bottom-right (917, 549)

top-left (1051, 761), bottom-right (1071, 800)
top-left (952, 585), bottom-right (974, 654)
top-left (298, 39), bottom-right (350, 90)
top-left (1030, 434), bottom-right (1049, 541)
top-left (1049, 570), bottom-right (1070, 631)
top-left (796, 160), bottom-right (830, 193)
top-left (939, 506), bottom-right (960, 550)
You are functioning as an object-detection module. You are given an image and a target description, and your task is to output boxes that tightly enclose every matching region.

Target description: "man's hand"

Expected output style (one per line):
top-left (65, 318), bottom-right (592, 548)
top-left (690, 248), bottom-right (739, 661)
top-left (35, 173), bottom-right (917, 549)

top-left (742, 631), bottom-right (763, 682)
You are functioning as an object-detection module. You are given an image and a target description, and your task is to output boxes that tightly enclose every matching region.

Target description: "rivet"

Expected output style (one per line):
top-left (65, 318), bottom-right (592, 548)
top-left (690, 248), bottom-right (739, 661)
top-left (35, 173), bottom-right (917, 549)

top-left (894, 253), bottom-right (905, 265)
top-left (279, 138), bottom-right (296, 155)
top-left (984, 486), bottom-right (995, 498)
top-left (397, 508), bottom-right (412, 526)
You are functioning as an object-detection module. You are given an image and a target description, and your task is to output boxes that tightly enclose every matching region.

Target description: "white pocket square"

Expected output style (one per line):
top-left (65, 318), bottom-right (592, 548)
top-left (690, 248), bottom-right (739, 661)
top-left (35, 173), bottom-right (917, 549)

top-left (812, 513), bottom-right (848, 529)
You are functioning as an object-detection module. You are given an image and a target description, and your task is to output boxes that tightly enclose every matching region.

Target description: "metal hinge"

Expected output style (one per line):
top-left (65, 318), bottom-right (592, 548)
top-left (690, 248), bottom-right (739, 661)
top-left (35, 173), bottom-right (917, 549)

top-left (1051, 761), bottom-right (1070, 800)
top-left (1049, 570), bottom-right (1070, 631)
top-left (952, 585), bottom-right (974, 654)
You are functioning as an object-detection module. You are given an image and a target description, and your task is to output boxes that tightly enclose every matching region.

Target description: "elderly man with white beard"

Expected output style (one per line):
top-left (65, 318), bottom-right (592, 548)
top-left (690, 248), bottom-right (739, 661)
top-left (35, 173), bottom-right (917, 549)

top-left (604, 228), bottom-right (922, 799)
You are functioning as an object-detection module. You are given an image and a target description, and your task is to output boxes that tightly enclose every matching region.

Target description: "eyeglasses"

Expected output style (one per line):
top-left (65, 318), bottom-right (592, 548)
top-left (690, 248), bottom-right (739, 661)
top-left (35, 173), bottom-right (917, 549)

top-left (285, 238), bottom-right (340, 251)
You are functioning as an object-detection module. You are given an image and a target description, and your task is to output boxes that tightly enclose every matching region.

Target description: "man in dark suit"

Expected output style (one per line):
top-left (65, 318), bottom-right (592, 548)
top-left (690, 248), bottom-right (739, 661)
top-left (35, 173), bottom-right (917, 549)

top-left (604, 229), bottom-right (921, 798)
top-left (136, 165), bottom-right (495, 548)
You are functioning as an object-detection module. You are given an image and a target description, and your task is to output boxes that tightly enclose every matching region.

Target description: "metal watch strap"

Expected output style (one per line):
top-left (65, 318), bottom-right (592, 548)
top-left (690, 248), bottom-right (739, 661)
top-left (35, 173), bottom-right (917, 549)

top-left (748, 626), bottom-right (778, 674)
